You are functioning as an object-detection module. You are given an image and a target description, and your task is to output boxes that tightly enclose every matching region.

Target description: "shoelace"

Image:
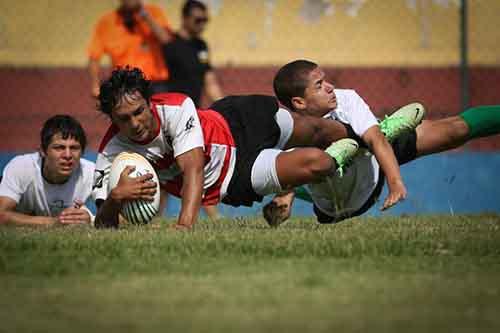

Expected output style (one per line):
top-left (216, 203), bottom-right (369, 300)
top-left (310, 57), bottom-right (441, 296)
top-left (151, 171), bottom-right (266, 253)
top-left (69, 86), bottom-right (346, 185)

top-left (335, 150), bottom-right (355, 177)
top-left (380, 115), bottom-right (413, 134)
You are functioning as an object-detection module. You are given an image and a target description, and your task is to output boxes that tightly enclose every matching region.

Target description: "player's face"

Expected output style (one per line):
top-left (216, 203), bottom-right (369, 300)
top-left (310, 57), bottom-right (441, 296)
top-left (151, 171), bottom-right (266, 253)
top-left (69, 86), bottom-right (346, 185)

top-left (111, 91), bottom-right (157, 143)
top-left (41, 133), bottom-right (82, 183)
top-left (185, 8), bottom-right (209, 36)
top-left (302, 67), bottom-right (337, 117)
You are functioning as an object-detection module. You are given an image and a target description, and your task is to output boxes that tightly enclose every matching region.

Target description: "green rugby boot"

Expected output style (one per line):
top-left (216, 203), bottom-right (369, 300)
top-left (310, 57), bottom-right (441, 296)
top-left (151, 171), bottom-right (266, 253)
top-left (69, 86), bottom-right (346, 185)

top-left (325, 138), bottom-right (359, 177)
top-left (380, 102), bottom-right (426, 142)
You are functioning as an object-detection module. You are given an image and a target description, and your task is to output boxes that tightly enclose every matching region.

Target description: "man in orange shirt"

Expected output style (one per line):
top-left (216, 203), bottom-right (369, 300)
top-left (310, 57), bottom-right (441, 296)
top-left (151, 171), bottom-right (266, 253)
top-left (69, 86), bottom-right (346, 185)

top-left (88, 0), bottom-right (172, 97)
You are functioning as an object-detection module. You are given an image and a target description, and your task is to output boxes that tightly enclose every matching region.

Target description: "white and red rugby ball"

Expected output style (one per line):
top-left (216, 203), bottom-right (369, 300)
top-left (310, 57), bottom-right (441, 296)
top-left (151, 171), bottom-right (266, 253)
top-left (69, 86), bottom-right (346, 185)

top-left (108, 152), bottom-right (161, 224)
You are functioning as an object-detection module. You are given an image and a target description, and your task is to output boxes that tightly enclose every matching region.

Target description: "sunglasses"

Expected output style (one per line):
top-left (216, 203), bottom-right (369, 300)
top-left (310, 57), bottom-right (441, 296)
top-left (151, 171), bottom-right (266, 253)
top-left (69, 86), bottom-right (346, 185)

top-left (193, 16), bottom-right (209, 24)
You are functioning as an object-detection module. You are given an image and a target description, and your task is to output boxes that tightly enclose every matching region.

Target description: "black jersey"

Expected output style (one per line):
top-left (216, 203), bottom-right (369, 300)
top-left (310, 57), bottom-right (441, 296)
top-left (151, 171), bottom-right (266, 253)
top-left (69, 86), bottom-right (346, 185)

top-left (162, 33), bottom-right (212, 106)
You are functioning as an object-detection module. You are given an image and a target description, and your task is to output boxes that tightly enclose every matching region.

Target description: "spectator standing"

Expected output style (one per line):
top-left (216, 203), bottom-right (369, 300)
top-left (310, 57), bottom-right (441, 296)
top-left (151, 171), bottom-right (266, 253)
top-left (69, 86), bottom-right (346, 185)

top-left (161, 1), bottom-right (223, 220)
top-left (88, 0), bottom-right (171, 96)
top-left (163, 0), bottom-right (223, 106)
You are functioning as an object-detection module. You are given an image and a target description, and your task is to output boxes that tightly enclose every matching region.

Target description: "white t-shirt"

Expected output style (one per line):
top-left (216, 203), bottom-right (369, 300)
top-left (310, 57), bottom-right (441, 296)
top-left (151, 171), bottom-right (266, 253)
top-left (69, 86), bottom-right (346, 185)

top-left (93, 93), bottom-right (236, 205)
top-left (307, 89), bottom-right (381, 218)
top-left (0, 152), bottom-right (95, 217)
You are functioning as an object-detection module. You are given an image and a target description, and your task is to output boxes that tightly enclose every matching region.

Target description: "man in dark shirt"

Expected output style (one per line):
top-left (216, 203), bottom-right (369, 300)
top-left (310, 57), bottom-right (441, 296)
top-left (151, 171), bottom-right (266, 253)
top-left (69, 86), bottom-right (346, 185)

top-left (162, 0), bottom-right (223, 220)
top-left (163, 0), bottom-right (223, 107)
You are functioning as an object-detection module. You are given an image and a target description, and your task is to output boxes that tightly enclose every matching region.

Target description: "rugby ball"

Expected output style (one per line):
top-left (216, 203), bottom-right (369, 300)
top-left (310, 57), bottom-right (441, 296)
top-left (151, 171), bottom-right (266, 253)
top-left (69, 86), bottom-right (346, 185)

top-left (108, 152), bottom-right (161, 224)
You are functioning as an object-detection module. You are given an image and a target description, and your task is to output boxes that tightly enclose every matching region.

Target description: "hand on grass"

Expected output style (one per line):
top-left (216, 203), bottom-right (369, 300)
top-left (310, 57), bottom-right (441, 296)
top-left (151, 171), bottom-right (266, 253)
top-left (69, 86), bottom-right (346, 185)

top-left (58, 207), bottom-right (91, 225)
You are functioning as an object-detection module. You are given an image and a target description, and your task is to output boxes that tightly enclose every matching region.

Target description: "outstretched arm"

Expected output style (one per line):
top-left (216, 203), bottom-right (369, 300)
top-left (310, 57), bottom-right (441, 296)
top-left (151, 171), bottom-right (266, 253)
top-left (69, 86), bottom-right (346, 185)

top-left (88, 59), bottom-right (101, 98)
top-left (139, 6), bottom-right (171, 44)
top-left (0, 196), bottom-right (56, 225)
top-left (203, 71), bottom-right (223, 104)
top-left (174, 148), bottom-right (205, 230)
top-left (362, 125), bottom-right (406, 210)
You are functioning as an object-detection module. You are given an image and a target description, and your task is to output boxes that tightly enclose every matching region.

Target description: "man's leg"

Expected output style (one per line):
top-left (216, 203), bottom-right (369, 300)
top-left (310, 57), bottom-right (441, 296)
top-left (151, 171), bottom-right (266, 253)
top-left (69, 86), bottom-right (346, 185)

top-left (262, 146), bottom-right (342, 227)
top-left (288, 102), bottom-right (425, 202)
top-left (203, 205), bottom-right (220, 220)
top-left (254, 148), bottom-right (336, 227)
top-left (256, 139), bottom-right (359, 227)
top-left (414, 117), bottom-right (468, 156)
top-left (253, 148), bottom-right (336, 199)
top-left (461, 105), bottom-right (500, 139)
top-left (264, 103), bottom-right (426, 226)
top-left (257, 109), bottom-right (354, 227)
top-left (415, 105), bottom-right (500, 157)
top-left (158, 189), bottom-right (169, 216)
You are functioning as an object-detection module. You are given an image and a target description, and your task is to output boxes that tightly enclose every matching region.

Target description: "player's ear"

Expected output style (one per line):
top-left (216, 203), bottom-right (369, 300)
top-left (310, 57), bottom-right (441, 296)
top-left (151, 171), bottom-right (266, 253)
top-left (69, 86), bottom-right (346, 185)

top-left (39, 146), bottom-right (46, 158)
top-left (291, 96), bottom-right (306, 111)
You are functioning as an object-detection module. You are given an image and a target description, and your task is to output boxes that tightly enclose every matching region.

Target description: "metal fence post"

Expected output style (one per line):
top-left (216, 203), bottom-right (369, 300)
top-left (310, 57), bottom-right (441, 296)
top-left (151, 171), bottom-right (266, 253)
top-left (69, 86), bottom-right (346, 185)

top-left (460, 0), bottom-right (469, 111)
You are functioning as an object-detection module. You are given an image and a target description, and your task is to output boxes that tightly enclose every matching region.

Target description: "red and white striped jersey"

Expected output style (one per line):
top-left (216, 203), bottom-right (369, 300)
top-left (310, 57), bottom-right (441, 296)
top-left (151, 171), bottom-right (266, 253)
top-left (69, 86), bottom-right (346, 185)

top-left (92, 93), bottom-right (236, 205)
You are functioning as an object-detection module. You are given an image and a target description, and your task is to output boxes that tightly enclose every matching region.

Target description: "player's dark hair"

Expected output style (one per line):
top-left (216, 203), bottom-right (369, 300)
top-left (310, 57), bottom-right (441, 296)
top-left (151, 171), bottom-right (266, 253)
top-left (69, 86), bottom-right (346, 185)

top-left (273, 60), bottom-right (318, 110)
top-left (40, 115), bottom-right (87, 152)
top-left (98, 66), bottom-right (152, 117)
top-left (182, 0), bottom-right (207, 17)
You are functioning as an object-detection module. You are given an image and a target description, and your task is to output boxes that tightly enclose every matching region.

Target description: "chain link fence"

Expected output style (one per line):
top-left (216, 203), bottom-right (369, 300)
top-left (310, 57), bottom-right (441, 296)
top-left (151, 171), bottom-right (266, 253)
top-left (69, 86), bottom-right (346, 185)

top-left (0, 0), bottom-right (499, 151)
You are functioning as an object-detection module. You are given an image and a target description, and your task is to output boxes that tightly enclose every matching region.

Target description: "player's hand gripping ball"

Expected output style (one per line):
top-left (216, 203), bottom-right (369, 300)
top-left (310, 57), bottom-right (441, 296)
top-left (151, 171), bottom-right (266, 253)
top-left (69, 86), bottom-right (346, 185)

top-left (108, 152), bottom-right (161, 224)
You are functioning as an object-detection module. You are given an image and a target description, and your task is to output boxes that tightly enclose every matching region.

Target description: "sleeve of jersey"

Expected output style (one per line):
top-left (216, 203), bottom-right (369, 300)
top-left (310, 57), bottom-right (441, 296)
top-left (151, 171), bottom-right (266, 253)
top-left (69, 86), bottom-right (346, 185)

top-left (91, 152), bottom-right (114, 202)
top-left (167, 97), bottom-right (205, 158)
top-left (150, 5), bottom-right (171, 30)
top-left (0, 157), bottom-right (27, 203)
top-left (344, 91), bottom-right (379, 137)
top-left (81, 160), bottom-right (96, 204)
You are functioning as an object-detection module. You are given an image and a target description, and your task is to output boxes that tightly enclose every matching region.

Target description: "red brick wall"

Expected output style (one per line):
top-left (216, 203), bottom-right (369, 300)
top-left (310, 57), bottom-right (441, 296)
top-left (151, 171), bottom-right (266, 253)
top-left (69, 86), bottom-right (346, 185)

top-left (1, 66), bottom-right (499, 151)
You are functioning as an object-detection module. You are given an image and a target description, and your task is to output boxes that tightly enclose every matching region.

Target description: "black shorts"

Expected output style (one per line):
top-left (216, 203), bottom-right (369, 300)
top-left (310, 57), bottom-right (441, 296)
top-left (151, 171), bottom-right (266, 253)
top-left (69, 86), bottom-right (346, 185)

top-left (391, 129), bottom-right (418, 165)
top-left (315, 129), bottom-right (418, 223)
top-left (210, 95), bottom-right (282, 207)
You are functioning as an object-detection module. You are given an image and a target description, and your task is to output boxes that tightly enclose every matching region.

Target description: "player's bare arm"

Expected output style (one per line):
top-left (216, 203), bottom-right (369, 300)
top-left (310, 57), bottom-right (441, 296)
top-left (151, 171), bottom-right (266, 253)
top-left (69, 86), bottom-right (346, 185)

top-left (0, 196), bottom-right (56, 226)
top-left (175, 147), bottom-right (205, 230)
top-left (138, 4), bottom-right (171, 44)
top-left (204, 71), bottom-right (224, 103)
top-left (95, 166), bottom-right (156, 228)
top-left (362, 125), bottom-right (407, 210)
top-left (88, 59), bottom-right (101, 98)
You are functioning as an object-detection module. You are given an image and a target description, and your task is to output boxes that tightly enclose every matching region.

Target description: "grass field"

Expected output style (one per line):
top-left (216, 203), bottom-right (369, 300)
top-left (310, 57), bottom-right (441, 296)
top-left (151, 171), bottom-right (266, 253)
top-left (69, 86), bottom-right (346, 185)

top-left (1, 214), bottom-right (500, 332)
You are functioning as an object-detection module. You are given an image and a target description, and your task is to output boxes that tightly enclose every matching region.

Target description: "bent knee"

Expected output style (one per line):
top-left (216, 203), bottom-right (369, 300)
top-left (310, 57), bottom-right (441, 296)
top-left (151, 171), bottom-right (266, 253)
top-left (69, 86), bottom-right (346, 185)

top-left (450, 116), bottom-right (470, 139)
top-left (302, 148), bottom-right (334, 177)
